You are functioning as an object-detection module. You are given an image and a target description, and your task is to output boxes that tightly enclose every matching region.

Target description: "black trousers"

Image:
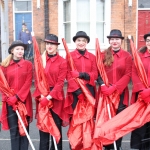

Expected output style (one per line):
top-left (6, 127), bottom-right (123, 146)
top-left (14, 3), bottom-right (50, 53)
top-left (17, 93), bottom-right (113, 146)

top-left (39, 109), bottom-right (62, 150)
top-left (130, 122), bottom-right (150, 149)
top-left (7, 105), bottom-right (30, 150)
top-left (104, 92), bottom-right (126, 150)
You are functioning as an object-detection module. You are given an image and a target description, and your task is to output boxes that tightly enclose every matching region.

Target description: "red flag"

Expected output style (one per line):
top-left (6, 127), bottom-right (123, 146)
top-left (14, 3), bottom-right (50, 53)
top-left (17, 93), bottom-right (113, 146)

top-left (93, 39), bottom-right (150, 147)
top-left (0, 68), bottom-right (14, 97)
top-left (0, 68), bottom-right (28, 136)
top-left (129, 39), bottom-right (148, 88)
top-left (32, 36), bottom-right (60, 143)
top-left (32, 36), bottom-right (49, 97)
top-left (62, 38), bottom-right (95, 149)
top-left (92, 39), bottom-right (120, 150)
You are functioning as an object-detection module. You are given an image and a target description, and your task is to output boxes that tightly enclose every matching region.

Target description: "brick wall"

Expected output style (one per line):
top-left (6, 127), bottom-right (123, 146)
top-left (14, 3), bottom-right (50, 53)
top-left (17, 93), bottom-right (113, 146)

top-left (8, 0), bottom-right (137, 52)
top-left (111, 0), bottom-right (137, 50)
top-left (32, 0), bottom-right (45, 53)
top-left (49, 0), bottom-right (58, 35)
top-left (34, 0), bottom-right (59, 53)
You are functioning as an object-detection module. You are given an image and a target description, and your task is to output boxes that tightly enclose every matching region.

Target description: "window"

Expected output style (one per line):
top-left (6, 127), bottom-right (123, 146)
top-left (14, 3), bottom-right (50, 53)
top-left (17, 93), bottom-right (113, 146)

top-left (76, 0), bottom-right (90, 36)
top-left (15, 1), bottom-right (31, 11)
top-left (58, 0), bottom-right (111, 48)
top-left (96, 0), bottom-right (105, 43)
top-left (138, 0), bottom-right (150, 8)
top-left (63, 1), bottom-right (71, 43)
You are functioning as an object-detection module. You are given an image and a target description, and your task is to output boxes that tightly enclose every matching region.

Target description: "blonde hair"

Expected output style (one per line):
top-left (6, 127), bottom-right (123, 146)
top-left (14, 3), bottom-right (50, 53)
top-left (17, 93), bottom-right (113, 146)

top-left (1, 54), bottom-right (13, 67)
top-left (41, 50), bottom-right (47, 68)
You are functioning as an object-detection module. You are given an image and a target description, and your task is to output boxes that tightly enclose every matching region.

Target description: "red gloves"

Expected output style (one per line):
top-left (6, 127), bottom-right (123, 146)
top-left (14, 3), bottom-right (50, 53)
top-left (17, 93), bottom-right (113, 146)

top-left (7, 96), bottom-right (18, 110)
top-left (140, 88), bottom-right (150, 103)
top-left (143, 97), bottom-right (150, 103)
top-left (101, 85), bottom-right (117, 96)
top-left (78, 93), bottom-right (85, 103)
top-left (140, 88), bottom-right (150, 99)
top-left (40, 97), bottom-right (49, 107)
top-left (70, 71), bottom-right (79, 78)
top-left (7, 96), bottom-right (18, 106)
top-left (78, 93), bottom-right (85, 100)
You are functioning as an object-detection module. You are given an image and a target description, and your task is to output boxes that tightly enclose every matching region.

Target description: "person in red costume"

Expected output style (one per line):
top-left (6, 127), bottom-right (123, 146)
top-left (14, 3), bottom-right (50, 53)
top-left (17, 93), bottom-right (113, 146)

top-left (65, 30), bottom-right (98, 125)
top-left (65, 31), bottom-right (98, 113)
top-left (33, 34), bottom-right (68, 150)
top-left (97, 29), bottom-right (132, 150)
top-left (0, 40), bottom-right (33, 150)
top-left (130, 32), bottom-right (150, 150)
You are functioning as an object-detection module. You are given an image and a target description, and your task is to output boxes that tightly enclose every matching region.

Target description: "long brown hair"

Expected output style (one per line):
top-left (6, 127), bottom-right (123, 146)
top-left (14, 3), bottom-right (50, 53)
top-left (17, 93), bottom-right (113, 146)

top-left (103, 46), bottom-right (114, 66)
top-left (138, 46), bottom-right (147, 53)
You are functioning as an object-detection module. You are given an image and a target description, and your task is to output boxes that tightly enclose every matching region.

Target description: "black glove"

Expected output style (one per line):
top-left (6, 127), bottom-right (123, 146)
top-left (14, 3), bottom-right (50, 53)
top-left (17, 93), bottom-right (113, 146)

top-left (73, 88), bottom-right (82, 96)
top-left (79, 72), bottom-right (90, 80)
top-left (97, 75), bottom-right (104, 86)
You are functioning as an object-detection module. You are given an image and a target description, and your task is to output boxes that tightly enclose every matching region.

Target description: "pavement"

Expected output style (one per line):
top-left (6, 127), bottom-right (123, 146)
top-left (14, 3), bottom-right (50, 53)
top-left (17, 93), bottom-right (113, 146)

top-left (0, 84), bottom-right (132, 150)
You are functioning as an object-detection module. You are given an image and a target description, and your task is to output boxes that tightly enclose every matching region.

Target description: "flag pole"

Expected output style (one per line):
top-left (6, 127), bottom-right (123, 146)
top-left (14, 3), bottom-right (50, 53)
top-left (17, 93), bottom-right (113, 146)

top-left (52, 136), bottom-right (58, 150)
top-left (107, 103), bottom-right (117, 150)
top-left (16, 110), bottom-right (35, 150)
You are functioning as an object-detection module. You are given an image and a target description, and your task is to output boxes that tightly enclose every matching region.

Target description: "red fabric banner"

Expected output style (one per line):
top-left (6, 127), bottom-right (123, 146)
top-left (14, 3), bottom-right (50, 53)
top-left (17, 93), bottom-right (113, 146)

top-left (92, 39), bottom-right (120, 150)
top-left (93, 39), bottom-right (150, 148)
top-left (62, 38), bottom-right (95, 149)
top-left (32, 36), bottom-right (60, 143)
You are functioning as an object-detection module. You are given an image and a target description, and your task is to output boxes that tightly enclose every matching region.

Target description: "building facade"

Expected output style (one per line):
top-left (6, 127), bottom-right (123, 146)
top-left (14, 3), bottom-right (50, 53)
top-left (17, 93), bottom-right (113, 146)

top-left (0, 0), bottom-right (150, 61)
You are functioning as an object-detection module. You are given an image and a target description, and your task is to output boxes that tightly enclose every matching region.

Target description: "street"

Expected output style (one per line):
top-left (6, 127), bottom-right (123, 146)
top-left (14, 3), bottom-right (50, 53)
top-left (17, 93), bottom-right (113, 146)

top-left (0, 84), bottom-right (132, 150)
top-left (0, 115), bottom-right (131, 150)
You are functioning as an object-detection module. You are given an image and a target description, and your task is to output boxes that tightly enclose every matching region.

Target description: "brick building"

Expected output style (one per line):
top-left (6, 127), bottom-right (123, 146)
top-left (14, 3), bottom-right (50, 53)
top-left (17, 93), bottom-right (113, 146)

top-left (0, 0), bottom-right (150, 61)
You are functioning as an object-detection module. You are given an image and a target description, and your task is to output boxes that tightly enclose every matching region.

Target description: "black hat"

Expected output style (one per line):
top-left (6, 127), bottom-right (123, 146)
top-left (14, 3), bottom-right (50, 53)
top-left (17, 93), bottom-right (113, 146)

top-left (44, 34), bottom-right (60, 45)
top-left (22, 23), bottom-right (26, 26)
top-left (8, 40), bottom-right (27, 54)
top-left (144, 32), bottom-right (150, 40)
top-left (73, 31), bottom-right (90, 43)
top-left (107, 29), bottom-right (124, 39)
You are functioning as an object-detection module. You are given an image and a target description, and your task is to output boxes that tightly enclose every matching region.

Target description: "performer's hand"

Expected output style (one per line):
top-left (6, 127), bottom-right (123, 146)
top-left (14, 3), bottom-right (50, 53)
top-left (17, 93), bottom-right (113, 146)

top-left (79, 72), bottom-right (90, 80)
top-left (140, 88), bottom-right (150, 100)
top-left (46, 94), bottom-right (52, 100)
top-left (40, 97), bottom-right (49, 107)
top-left (143, 97), bottom-right (150, 103)
top-left (12, 104), bottom-right (17, 111)
top-left (28, 40), bottom-right (32, 44)
top-left (7, 96), bottom-right (18, 106)
top-left (70, 71), bottom-right (79, 78)
top-left (101, 85), bottom-right (116, 96)
top-left (97, 75), bottom-right (104, 85)
top-left (78, 93), bottom-right (85, 101)
top-left (41, 94), bottom-right (44, 98)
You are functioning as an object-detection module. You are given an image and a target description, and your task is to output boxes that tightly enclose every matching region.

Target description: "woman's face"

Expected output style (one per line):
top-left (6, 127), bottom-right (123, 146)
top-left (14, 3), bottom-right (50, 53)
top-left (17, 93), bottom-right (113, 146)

top-left (146, 36), bottom-right (150, 51)
top-left (46, 42), bottom-right (58, 55)
top-left (11, 46), bottom-right (24, 60)
top-left (109, 38), bottom-right (122, 50)
top-left (75, 38), bottom-right (87, 51)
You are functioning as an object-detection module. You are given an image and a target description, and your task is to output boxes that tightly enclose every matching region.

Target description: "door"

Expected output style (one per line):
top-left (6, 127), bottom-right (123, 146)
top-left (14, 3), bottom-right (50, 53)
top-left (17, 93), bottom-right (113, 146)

top-left (138, 11), bottom-right (150, 49)
top-left (15, 13), bottom-right (32, 40)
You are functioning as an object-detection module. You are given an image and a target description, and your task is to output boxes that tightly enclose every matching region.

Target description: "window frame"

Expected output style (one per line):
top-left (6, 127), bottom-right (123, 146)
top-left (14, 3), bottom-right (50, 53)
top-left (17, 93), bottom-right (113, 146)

top-left (13, 0), bottom-right (32, 40)
top-left (58, 0), bottom-right (111, 50)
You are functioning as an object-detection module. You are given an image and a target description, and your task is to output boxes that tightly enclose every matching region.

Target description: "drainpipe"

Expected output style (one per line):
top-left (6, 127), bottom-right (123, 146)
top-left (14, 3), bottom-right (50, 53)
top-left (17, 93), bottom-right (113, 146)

top-left (1, 0), bottom-right (9, 61)
top-left (44, 0), bottom-right (49, 37)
